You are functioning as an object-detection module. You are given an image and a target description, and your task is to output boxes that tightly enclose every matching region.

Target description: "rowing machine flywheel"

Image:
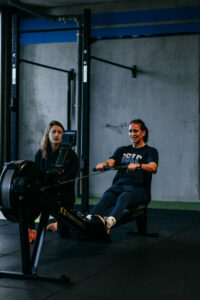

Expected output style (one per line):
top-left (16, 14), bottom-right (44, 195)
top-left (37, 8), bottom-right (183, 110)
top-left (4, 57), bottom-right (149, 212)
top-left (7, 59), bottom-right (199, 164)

top-left (0, 160), bottom-right (43, 223)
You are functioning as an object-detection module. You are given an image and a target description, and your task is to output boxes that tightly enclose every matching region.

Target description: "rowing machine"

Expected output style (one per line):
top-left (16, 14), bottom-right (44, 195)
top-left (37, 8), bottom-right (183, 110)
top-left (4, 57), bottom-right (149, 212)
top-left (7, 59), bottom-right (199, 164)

top-left (0, 160), bottom-right (109, 283)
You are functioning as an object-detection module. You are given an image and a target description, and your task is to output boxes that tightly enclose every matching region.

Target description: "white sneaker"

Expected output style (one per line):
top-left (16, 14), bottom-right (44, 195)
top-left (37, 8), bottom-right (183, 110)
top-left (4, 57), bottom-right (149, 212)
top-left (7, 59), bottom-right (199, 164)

top-left (86, 214), bottom-right (92, 220)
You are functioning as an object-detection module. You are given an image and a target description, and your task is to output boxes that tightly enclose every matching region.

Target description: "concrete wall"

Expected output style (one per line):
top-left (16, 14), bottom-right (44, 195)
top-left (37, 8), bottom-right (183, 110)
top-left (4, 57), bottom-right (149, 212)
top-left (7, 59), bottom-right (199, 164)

top-left (18, 0), bottom-right (200, 202)
top-left (19, 42), bottom-right (78, 159)
top-left (89, 36), bottom-right (200, 201)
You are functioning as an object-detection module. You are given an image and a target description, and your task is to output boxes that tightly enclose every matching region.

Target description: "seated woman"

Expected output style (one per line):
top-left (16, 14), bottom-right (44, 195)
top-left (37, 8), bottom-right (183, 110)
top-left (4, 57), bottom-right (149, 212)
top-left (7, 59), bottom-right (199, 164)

top-left (28, 120), bottom-right (79, 243)
top-left (87, 119), bottom-right (158, 235)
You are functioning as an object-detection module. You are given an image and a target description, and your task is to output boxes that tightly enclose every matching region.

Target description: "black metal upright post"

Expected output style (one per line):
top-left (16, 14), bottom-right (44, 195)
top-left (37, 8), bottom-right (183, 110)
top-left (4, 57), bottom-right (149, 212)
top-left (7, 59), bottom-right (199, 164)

top-left (10, 14), bottom-right (19, 161)
top-left (81, 9), bottom-right (91, 213)
top-left (18, 195), bottom-right (32, 275)
top-left (0, 11), bottom-right (12, 168)
top-left (67, 69), bottom-right (75, 131)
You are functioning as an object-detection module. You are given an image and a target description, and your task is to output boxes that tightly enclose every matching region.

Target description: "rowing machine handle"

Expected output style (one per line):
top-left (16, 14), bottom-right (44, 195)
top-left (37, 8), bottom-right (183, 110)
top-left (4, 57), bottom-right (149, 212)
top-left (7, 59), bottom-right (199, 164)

top-left (92, 166), bottom-right (114, 172)
top-left (92, 165), bottom-right (141, 172)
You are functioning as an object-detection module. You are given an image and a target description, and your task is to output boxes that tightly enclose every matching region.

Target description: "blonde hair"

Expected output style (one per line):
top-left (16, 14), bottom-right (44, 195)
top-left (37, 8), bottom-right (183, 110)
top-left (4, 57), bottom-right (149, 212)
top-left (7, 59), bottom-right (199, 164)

top-left (40, 120), bottom-right (64, 159)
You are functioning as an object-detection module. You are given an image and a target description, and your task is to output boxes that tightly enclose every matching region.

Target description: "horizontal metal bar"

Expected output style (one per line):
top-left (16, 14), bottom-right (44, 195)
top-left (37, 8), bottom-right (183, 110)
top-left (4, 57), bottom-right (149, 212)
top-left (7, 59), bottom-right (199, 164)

top-left (91, 55), bottom-right (133, 71)
top-left (20, 27), bottom-right (81, 34)
top-left (92, 31), bottom-right (200, 41)
top-left (19, 58), bottom-right (74, 74)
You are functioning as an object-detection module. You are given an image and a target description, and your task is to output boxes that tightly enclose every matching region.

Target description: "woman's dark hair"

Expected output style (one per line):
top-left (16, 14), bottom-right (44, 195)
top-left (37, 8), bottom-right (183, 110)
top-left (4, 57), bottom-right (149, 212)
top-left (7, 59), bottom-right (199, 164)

top-left (40, 120), bottom-right (64, 159)
top-left (129, 119), bottom-right (149, 142)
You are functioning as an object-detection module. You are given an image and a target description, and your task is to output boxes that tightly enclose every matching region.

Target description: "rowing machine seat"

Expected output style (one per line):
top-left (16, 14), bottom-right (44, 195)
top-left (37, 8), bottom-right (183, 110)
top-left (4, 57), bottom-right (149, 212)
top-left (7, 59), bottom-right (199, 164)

top-left (116, 204), bottom-right (158, 237)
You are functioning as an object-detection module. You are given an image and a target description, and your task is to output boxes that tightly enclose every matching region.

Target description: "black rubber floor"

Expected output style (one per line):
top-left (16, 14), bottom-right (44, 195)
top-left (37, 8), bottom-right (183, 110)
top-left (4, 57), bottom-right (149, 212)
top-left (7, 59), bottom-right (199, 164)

top-left (0, 209), bottom-right (200, 300)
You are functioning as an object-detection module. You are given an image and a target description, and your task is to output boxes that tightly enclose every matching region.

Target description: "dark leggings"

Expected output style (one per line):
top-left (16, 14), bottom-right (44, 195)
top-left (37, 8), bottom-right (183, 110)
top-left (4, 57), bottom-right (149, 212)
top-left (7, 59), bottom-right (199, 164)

top-left (91, 184), bottom-right (148, 222)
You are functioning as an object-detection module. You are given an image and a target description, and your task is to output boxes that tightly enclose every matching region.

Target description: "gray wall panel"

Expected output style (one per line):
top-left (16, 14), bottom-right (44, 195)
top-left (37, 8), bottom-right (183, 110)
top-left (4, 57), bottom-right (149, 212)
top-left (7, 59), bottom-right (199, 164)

top-left (89, 36), bottom-right (200, 201)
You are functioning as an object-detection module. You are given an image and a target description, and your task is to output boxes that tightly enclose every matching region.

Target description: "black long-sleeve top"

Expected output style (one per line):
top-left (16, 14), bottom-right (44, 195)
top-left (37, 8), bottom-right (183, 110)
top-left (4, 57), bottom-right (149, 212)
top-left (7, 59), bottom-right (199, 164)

top-left (35, 148), bottom-right (79, 205)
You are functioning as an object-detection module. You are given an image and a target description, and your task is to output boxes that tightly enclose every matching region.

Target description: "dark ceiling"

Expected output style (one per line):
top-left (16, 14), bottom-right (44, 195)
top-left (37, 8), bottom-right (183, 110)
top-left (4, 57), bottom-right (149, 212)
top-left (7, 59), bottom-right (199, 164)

top-left (0, 0), bottom-right (120, 19)
top-left (0, 0), bottom-right (116, 8)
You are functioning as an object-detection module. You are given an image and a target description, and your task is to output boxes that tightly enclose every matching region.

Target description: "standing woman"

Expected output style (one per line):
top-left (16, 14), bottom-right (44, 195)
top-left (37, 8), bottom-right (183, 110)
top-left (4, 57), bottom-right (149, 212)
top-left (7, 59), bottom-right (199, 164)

top-left (28, 120), bottom-right (79, 243)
